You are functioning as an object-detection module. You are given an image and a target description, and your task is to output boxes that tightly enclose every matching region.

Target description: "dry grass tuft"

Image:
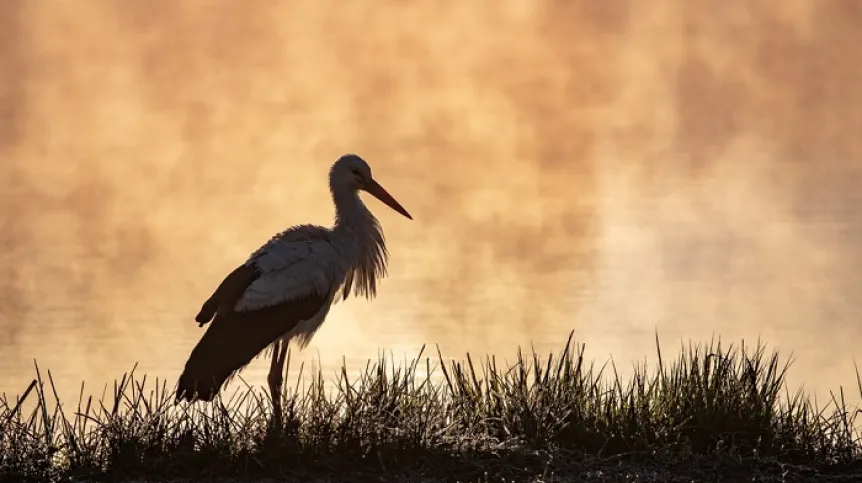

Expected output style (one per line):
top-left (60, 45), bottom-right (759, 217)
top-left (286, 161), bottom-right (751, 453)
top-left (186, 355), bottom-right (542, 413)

top-left (2, 332), bottom-right (861, 482)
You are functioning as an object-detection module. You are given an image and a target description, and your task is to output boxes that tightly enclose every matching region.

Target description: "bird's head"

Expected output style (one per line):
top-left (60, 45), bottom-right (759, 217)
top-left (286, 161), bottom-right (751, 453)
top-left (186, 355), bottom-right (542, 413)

top-left (331, 154), bottom-right (413, 220)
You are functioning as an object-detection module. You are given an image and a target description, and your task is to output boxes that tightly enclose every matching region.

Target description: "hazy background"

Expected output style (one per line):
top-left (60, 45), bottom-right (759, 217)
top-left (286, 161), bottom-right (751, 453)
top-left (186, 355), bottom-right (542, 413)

top-left (1, 1), bottom-right (860, 404)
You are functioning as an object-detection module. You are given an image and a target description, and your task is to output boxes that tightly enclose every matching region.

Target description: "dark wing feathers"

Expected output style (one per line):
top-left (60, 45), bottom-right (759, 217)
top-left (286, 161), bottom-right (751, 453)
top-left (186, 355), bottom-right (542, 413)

top-left (195, 263), bottom-right (262, 326)
top-left (176, 291), bottom-right (327, 402)
top-left (179, 227), bottom-right (334, 403)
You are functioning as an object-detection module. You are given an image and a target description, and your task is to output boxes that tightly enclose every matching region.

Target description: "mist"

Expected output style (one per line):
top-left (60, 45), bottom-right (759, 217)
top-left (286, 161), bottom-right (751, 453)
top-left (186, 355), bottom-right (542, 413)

top-left (1, 1), bottom-right (860, 402)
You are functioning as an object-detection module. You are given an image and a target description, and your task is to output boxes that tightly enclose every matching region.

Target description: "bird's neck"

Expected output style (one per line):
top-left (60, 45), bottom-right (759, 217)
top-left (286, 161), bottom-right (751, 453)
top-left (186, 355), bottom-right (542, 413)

top-left (331, 187), bottom-right (384, 253)
top-left (330, 185), bottom-right (389, 299)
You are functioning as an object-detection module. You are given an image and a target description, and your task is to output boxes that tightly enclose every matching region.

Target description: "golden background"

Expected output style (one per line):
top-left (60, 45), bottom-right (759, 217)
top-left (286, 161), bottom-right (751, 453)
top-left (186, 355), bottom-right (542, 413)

top-left (1, 1), bottom-right (860, 403)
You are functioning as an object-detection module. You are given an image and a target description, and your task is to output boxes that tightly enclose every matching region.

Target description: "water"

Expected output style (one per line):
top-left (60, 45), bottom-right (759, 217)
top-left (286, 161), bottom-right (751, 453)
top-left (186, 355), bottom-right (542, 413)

top-left (1, 1), bottom-right (861, 407)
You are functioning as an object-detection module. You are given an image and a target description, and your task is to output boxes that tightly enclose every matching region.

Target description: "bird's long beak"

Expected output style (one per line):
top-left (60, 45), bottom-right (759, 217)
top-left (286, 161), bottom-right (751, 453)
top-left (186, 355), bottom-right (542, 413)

top-left (364, 179), bottom-right (413, 220)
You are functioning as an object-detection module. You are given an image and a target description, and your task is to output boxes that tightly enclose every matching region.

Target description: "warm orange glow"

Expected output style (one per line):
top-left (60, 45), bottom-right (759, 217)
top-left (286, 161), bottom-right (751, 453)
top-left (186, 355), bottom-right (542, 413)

top-left (0, 1), bottom-right (860, 403)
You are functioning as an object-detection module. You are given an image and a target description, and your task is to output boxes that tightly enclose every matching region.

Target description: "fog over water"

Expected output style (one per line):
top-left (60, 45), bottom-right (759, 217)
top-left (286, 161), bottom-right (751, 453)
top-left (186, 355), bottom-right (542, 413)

top-left (1, 1), bottom-right (860, 404)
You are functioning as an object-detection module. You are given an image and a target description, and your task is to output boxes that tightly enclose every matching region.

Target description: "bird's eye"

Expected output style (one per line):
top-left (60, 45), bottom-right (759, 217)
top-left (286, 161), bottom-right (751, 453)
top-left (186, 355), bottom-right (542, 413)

top-left (351, 168), bottom-right (363, 178)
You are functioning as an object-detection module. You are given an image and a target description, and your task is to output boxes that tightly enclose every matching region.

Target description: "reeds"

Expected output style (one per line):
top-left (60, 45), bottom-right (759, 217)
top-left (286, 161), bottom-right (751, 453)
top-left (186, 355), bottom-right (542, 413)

top-left (1, 332), bottom-right (861, 482)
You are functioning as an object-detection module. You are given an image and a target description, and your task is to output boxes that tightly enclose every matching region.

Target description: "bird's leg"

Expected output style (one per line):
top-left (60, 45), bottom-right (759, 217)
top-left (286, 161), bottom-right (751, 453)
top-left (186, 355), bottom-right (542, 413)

top-left (267, 340), bottom-right (288, 429)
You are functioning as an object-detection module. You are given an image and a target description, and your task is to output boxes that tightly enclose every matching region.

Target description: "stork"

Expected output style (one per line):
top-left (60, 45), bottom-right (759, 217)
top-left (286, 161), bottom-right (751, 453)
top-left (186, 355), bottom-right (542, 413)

top-left (175, 154), bottom-right (412, 415)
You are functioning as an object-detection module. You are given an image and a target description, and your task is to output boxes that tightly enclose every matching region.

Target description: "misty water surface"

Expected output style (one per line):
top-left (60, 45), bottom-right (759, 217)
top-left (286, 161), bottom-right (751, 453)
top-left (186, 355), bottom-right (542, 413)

top-left (1, 1), bottom-right (860, 405)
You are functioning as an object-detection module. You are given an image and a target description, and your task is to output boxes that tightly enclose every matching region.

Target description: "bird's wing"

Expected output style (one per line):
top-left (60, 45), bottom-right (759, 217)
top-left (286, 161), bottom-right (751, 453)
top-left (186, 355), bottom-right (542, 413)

top-left (237, 226), bottom-right (341, 312)
top-left (194, 263), bottom-right (262, 326)
top-left (177, 227), bottom-right (343, 402)
top-left (193, 225), bottom-right (338, 324)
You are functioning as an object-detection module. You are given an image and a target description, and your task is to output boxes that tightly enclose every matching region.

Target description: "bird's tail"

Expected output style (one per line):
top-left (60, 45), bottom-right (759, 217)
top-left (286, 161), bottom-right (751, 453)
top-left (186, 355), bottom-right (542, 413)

top-left (175, 315), bottom-right (266, 403)
top-left (175, 294), bottom-right (327, 403)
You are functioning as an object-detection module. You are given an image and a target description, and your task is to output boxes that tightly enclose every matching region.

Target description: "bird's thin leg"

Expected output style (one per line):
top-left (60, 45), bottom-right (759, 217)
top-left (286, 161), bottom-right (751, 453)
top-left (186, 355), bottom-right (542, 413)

top-left (268, 340), bottom-right (285, 427)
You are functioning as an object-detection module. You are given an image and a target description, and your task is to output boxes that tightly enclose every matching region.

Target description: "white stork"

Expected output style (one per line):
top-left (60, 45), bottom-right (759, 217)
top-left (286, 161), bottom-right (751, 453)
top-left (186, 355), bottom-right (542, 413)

top-left (175, 154), bottom-right (412, 408)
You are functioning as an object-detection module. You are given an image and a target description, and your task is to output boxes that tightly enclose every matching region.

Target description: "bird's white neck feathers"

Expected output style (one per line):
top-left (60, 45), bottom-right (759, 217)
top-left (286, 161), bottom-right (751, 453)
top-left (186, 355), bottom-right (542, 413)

top-left (329, 172), bottom-right (389, 301)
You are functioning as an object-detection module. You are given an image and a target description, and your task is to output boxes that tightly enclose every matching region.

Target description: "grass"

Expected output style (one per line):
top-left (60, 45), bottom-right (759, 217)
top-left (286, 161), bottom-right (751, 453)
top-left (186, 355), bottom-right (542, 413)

top-left (1, 332), bottom-right (861, 482)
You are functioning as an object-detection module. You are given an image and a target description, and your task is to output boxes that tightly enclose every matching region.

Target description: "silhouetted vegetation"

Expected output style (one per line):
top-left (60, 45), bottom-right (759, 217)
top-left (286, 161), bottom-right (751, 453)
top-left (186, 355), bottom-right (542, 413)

top-left (2, 333), bottom-right (861, 482)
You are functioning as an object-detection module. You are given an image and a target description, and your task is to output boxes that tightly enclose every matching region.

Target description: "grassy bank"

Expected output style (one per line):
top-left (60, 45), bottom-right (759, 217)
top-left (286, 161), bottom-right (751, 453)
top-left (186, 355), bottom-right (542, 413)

top-left (2, 333), bottom-right (861, 482)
